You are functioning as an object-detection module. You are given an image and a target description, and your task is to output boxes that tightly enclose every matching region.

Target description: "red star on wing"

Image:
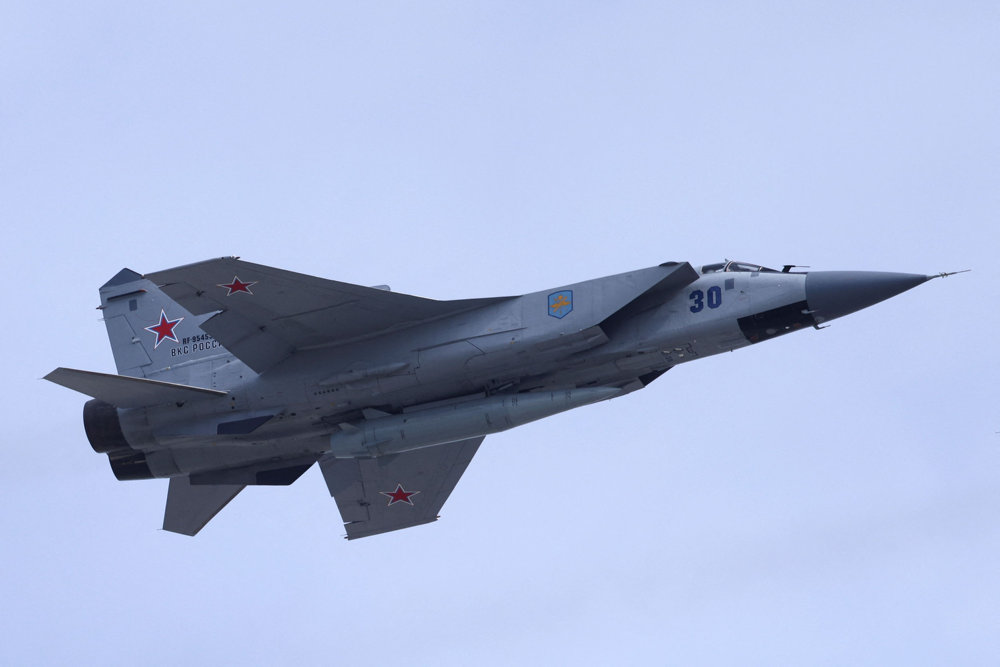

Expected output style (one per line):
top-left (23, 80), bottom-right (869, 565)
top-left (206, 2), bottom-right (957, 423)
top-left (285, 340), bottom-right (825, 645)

top-left (144, 309), bottom-right (183, 348)
top-left (379, 484), bottom-right (420, 506)
top-left (218, 275), bottom-right (257, 296)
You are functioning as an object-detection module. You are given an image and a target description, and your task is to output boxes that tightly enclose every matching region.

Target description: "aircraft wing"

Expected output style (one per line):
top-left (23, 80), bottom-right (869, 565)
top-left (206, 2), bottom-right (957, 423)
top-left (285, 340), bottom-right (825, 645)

top-left (144, 258), bottom-right (509, 373)
top-left (318, 437), bottom-right (483, 540)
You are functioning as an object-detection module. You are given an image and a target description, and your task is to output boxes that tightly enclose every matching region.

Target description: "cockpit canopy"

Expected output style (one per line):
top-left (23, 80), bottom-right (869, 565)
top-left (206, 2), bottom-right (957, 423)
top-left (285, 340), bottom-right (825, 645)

top-left (701, 260), bottom-right (780, 274)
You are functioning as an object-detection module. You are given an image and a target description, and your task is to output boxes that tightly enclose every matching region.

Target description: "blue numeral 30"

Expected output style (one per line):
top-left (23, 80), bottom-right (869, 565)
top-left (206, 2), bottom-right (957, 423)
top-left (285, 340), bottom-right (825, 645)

top-left (690, 287), bottom-right (722, 313)
top-left (689, 290), bottom-right (704, 313)
top-left (707, 286), bottom-right (722, 309)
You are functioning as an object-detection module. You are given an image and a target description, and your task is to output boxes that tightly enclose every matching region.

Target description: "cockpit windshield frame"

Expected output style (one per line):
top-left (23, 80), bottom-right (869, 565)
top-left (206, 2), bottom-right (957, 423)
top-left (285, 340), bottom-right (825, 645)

top-left (701, 260), bottom-right (780, 274)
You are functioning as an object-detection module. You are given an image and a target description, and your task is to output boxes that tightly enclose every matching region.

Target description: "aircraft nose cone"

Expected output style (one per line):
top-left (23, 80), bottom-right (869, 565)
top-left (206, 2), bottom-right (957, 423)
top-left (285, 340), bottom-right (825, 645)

top-left (806, 271), bottom-right (930, 324)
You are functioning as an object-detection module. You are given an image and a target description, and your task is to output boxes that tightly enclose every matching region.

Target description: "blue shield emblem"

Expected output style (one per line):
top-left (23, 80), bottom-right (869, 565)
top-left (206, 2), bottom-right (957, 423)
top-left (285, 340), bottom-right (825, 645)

top-left (548, 290), bottom-right (573, 319)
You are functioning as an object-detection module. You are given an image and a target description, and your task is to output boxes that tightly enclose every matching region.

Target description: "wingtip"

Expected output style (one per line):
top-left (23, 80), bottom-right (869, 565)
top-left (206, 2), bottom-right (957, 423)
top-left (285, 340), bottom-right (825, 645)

top-left (929, 269), bottom-right (971, 280)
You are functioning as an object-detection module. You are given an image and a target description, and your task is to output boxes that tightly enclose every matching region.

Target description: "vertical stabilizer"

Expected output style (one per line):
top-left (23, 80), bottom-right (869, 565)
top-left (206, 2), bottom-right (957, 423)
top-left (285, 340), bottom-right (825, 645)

top-left (99, 269), bottom-right (230, 380)
top-left (163, 476), bottom-right (245, 536)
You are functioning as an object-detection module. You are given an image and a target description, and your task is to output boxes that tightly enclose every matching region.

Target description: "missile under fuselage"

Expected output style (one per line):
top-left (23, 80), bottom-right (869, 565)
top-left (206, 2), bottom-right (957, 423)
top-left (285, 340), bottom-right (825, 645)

top-left (328, 386), bottom-right (622, 458)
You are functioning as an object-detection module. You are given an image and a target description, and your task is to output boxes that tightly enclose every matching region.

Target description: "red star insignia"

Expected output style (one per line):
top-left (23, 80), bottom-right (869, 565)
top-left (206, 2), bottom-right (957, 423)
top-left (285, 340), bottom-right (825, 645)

top-left (218, 275), bottom-right (257, 296)
top-left (380, 484), bottom-right (420, 506)
top-left (144, 309), bottom-right (183, 348)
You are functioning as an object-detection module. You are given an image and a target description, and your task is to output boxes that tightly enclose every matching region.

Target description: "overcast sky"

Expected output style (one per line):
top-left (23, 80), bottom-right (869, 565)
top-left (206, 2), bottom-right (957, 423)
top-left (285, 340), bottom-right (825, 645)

top-left (3, 2), bottom-right (998, 665)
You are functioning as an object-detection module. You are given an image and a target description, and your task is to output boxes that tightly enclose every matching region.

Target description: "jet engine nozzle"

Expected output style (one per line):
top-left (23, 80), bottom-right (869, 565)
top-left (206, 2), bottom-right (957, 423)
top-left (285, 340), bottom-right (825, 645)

top-left (83, 399), bottom-right (153, 480)
top-left (805, 271), bottom-right (930, 324)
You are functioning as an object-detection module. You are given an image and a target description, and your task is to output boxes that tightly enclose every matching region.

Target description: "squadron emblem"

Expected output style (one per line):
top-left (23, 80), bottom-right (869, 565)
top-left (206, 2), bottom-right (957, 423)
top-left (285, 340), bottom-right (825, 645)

top-left (548, 290), bottom-right (573, 319)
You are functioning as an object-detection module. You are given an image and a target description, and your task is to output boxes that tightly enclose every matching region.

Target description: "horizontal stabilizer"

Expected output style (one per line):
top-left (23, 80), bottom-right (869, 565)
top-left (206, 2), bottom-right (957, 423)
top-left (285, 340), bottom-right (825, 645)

top-left (45, 367), bottom-right (227, 408)
top-left (163, 477), bottom-right (245, 536)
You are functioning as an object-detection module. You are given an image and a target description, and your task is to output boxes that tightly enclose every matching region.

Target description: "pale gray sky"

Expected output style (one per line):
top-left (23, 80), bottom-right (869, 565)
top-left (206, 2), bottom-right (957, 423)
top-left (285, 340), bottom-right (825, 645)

top-left (3, 3), bottom-right (998, 665)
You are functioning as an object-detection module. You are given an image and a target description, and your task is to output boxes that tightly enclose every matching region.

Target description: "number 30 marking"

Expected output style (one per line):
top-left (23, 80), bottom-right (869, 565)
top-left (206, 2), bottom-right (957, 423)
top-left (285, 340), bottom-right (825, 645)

top-left (689, 290), bottom-right (704, 312)
top-left (689, 287), bottom-right (723, 313)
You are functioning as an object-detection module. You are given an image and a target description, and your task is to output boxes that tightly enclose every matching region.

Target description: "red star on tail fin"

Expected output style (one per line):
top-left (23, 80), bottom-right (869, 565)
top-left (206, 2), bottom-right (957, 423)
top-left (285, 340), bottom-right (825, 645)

top-left (144, 310), bottom-right (183, 348)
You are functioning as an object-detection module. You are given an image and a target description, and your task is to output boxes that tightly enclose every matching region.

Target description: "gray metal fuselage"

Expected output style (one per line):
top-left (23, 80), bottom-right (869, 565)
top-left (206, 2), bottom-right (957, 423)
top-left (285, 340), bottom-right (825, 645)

top-left (123, 267), bottom-right (803, 479)
top-left (47, 257), bottom-right (944, 537)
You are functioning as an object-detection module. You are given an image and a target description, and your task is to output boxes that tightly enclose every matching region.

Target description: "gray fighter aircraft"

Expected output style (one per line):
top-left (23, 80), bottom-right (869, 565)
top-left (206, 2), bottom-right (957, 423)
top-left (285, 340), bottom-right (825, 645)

top-left (46, 258), bottom-right (954, 538)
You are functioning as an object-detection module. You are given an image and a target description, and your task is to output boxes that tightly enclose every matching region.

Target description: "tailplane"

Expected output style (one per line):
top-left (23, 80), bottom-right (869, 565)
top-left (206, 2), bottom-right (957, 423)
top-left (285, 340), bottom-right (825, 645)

top-left (44, 367), bottom-right (227, 408)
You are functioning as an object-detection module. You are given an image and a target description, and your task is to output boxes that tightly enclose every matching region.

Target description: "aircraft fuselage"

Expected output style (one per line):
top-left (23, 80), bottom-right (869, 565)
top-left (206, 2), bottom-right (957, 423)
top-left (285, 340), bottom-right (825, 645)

top-left (48, 258), bottom-right (940, 537)
top-left (123, 268), bottom-right (838, 477)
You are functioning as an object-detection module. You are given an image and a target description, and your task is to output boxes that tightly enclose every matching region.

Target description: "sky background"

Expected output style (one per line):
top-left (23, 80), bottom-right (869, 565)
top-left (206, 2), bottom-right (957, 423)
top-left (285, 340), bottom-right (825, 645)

top-left (3, 2), bottom-right (998, 664)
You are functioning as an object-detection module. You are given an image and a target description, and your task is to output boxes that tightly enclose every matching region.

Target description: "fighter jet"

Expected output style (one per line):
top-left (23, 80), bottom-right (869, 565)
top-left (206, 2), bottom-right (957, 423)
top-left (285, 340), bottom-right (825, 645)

top-left (45, 258), bottom-right (956, 538)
